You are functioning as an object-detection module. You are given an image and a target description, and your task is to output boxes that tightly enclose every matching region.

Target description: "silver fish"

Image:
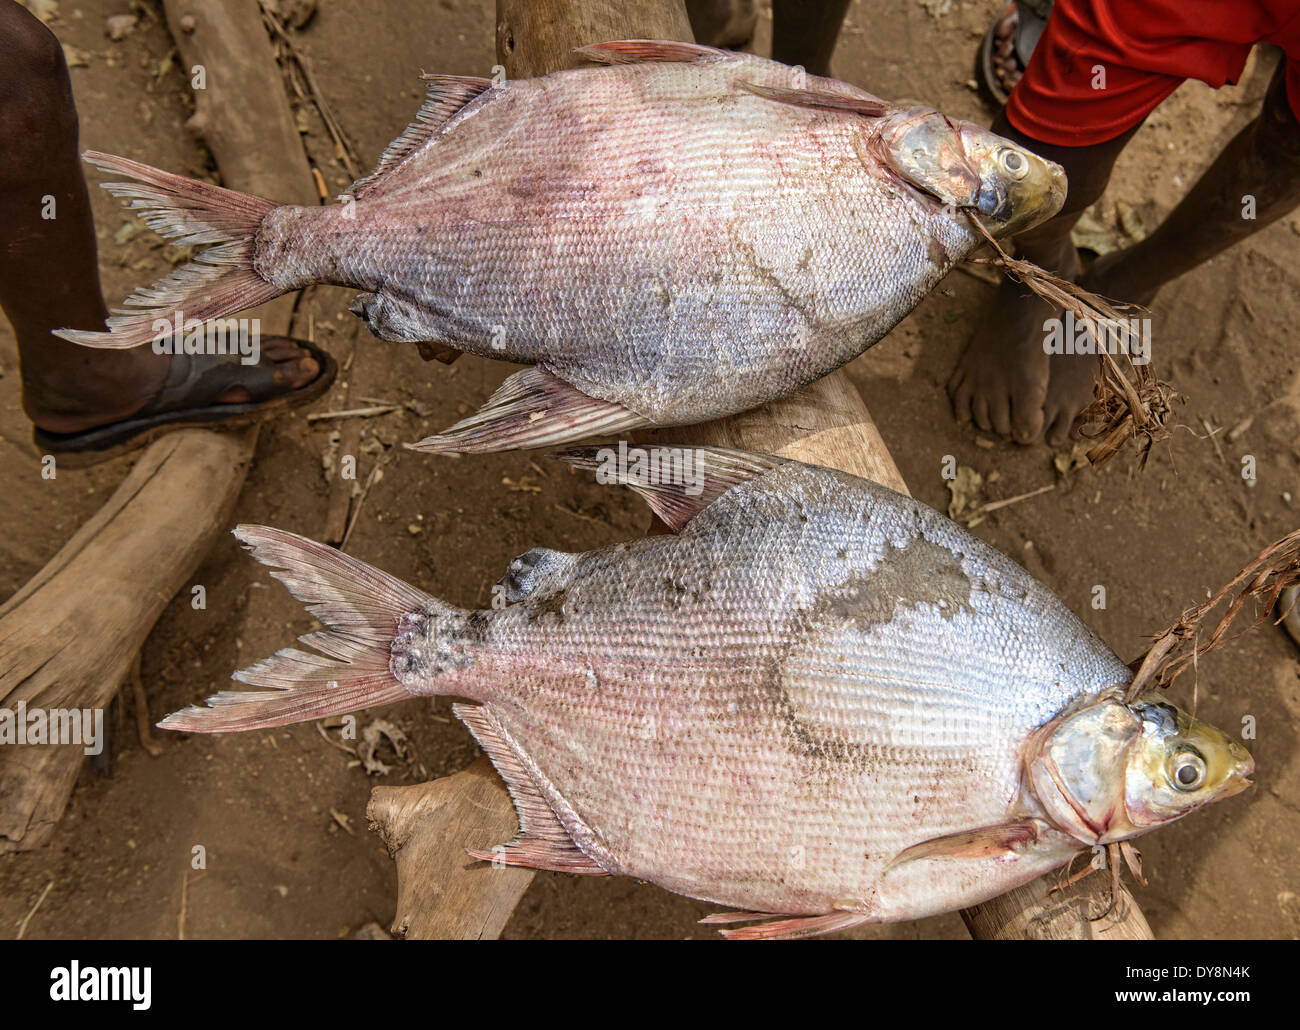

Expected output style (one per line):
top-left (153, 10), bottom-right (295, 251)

top-left (58, 40), bottom-right (1064, 452)
top-left (159, 447), bottom-right (1252, 938)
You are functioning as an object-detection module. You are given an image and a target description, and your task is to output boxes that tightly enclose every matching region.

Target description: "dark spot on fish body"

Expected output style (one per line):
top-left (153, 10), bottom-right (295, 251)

top-left (526, 588), bottom-right (567, 625)
top-left (752, 532), bottom-right (983, 766)
top-left (472, 169), bottom-right (482, 178)
top-left (926, 236), bottom-right (947, 270)
top-left (813, 534), bottom-right (976, 631)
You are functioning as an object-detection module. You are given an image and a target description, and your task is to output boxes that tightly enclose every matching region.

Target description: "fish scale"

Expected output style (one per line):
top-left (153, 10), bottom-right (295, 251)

top-left (444, 464), bottom-right (1121, 917)
top-left (59, 40), bottom-right (1065, 453)
top-left (156, 449), bottom-right (1253, 940)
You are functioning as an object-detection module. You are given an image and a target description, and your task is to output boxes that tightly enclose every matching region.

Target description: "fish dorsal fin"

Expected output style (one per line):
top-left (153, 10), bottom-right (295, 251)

top-left (556, 446), bottom-right (789, 533)
top-left (739, 81), bottom-right (888, 117)
top-left (575, 39), bottom-right (729, 65)
top-left (343, 74), bottom-right (493, 199)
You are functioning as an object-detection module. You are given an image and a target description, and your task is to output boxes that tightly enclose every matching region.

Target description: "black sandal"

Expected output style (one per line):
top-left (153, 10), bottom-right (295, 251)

top-left (32, 337), bottom-right (337, 468)
top-left (976, 0), bottom-right (1054, 109)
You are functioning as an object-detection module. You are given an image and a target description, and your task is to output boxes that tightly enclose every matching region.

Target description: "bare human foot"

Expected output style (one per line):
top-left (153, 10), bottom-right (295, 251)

top-left (947, 276), bottom-right (1054, 443)
top-left (1036, 245), bottom-right (1162, 445)
top-left (948, 244), bottom-right (1154, 447)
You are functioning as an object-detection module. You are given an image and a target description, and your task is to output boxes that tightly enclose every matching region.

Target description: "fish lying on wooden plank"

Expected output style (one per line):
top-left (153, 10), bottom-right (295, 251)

top-left (58, 40), bottom-right (1064, 452)
top-left (158, 447), bottom-right (1251, 938)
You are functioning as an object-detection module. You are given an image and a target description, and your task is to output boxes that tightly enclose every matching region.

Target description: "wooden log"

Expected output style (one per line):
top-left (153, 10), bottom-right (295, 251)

top-left (368, 0), bottom-right (1150, 940)
top-left (961, 874), bottom-right (1153, 941)
top-left (368, 757), bottom-right (534, 939)
top-left (0, 0), bottom-right (317, 852)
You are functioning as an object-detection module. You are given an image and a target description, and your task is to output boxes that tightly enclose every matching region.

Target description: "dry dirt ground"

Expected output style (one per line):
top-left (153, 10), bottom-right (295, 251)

top-left (1, 0), bottom-right (1298, 940)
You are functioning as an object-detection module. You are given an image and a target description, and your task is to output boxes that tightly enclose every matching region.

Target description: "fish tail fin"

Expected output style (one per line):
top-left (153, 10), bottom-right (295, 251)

top-left (54, 151), bottom-right (287, 349)
top-left (158, 525), bottom-right (449, 734)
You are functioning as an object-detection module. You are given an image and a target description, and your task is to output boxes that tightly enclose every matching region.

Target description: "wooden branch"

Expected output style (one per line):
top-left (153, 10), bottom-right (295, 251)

top-left (368, 757), bottom-right (534, 939)
top-left (0, 0), bottom-right (317, 852)
top-left (961, 875), bottom-right (1152, 940)
top-left (368, 0), bottom-right (1150, 940)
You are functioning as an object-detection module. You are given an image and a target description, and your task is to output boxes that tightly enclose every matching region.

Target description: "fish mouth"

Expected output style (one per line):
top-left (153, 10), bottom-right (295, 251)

top-left (974, 179), bottom-right (1010, 221)
top-left (985, 158), bottom-right (1067, 238)
top-left (1217, 749), bottom-right (1256, 799)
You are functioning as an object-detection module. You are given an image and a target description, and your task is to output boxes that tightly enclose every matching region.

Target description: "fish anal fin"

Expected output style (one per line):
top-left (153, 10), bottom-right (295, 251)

top-left (738, 81), bottom-right (887, 118)
top-left (886, 818), bottom-right (1048, 870)
top-left (455, 703), bottom-right (609, 877)
top-left (464, 838), bottom-right (607, 876)
top-left (556, 445), bottom-right (789, 532)
top-left (705, 910), bottom-right (871, 941)
top-left (575, 40), bottom-right (728, 65)
top-left (408, 366), bottom-right (648, 454)
top-left (344, 74), bottom-right (493, 199)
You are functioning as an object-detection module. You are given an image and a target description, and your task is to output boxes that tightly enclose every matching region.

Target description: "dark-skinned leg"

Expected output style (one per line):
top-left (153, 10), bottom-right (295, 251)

top-left (771, 0), bottom-right (851, 77)
top-left (1046, 59), bottom-right (1300, 441)
top-left (0, 1), bottom-right (317, 436)
top-left (948, 113), bottom-right (1139, 443)
top-left (1084, 60), bottom-right (1300, 306)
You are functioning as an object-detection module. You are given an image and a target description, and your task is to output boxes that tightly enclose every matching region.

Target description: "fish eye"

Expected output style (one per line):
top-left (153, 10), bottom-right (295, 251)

top-left (997, 147), bottom-right (1029, 180)
top-left (1169, 748), bottom-right (1207, 792)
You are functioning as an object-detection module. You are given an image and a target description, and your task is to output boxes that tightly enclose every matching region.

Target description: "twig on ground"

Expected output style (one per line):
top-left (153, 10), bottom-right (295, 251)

top-left (16, 879), bottom-right (53, 940)
top-left (962, 482), bottom-right (1056, 523)
top-left (306, 405), bottom-right (402, 423)
top-left (340, 460), bottom-right (388, 551)
top-left (128, 653), bottom-right (163, 757)
top-left (258, 1), bottom-right (361, 179)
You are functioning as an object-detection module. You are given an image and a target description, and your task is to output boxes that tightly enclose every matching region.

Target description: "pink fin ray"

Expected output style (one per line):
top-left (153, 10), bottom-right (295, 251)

top-left (886, 818), bottom-right (1047, 869)
top-left (408, 366), bottom-right (648, 454)
top-left (575, 40), bottom-right (729, 65)
top-left (738, 81), bottom-right (888, 117)
top-left (709, 911), bottom-right (871, 941)
top-left (53, 151), bottom-right (283, 350)
top-left (455, 703), bottom-right (609, 877)
top-left (344, 74), bottom-right (494, 199)
top-left (157, 525), bottom-right (437, 733)
top-left (555, 445), bottom-right (788, 532)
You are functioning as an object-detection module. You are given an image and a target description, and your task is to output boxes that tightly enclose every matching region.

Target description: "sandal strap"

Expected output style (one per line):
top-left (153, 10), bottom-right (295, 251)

top-left (1014, 0), bottom-right (1053, 67)
top-left (135, 348), bottom-right (291, 417)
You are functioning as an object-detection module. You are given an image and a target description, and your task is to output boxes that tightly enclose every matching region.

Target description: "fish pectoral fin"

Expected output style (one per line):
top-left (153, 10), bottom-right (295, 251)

top-left (575, 40), bottom-right (729, 65)
top-left (701, 910), bottom-right (871, 941)
top-left (455, 704), bottom-right (609, 877)
top-left (408, 366), bottom-right (648, 454)
top-left (343, 73), bottom-right (494, 199)
top-left (886, 818), bottom-right (1049, 870)
top-left (556, 446), bottom-right (789, 532)
top-left (738, 81), bottom-right (888, 118)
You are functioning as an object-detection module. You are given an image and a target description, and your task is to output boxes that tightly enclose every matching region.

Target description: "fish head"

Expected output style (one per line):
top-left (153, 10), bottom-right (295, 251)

top-left (1025, 691), bottom-right (1253, 845)
top-left (875, 108), bottom-right (1066, 237)
top-left (1121, 694), bottom-right (1255, 832)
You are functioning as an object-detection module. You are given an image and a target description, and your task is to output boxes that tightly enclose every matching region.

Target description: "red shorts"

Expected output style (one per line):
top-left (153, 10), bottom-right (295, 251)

top-left (1005, 0), bottom-right (1300, 146)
